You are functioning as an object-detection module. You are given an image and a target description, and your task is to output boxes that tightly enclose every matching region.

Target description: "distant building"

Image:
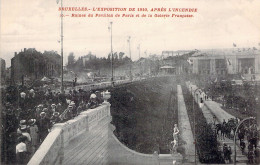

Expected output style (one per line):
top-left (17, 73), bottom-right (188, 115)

top-left (82, 52), bottom-right (96, 67)
top-left (160, 65), bottom-right (176, 75)
top-left (11, 48), bottom-right (61, 82)
top-left (189, 49), bottom-right (260, 75)
top-left (1, 58), bottom-right (6, 83)
top-left (5, 67), bottom-right (11, 84)
top-left (162, 50), bottom-right (192, 58)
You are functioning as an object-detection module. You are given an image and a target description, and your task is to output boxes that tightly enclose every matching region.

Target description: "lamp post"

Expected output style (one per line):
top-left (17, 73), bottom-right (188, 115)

top-left (233, 117), bottom-right (256, 165)
top-left (193, 87), bottom-right (201, 165)
top-left (127, 36), bottom-right (132, 80)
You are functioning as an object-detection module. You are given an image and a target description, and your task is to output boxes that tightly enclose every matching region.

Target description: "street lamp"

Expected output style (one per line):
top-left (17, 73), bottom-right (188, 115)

top-left (233, 117), bottom-right (256, 165)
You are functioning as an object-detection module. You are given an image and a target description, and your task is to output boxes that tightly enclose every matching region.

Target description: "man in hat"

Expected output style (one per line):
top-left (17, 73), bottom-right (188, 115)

top-left (17, 120), bottom-right (27, 134)
top-left (37, 112), bottom-right (50, 143)
top-left (19, 92), bottom-right (29, 111)
top-left (77, 102), bottom-right (84, 114)
top-left (42, 107), bottom-right (53, 119)
top-left (50, 112), bottom-right (61, 126)
top-left (28, 119), bottom-right (38, 155)
top-left (87, 93), bottom-right (98, 109)
top-left (20, 124), bottom-right (32, 156)
top-left (240, 139), bottom-right (246, 154)
top-left (63, 105), bottom-right (73, 121)
top-left (27, 89), bottom-right (36, 109)
top-left (70, 101), bottom-right (77, 117)
top-left (55, 102), bottom-right (63, 114)
top-left (51, 104), bottom-right (56, 114)
top-left (20, 125), bottom-right (31, 142)
top-left (95, 91), bottom-right (103, 104)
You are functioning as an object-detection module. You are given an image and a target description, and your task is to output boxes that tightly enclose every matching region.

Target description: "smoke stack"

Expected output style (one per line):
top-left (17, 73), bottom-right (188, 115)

top-left (24, 48), bottom-right (26, 52)
top-left (15, 52), bottom-right (17, 56)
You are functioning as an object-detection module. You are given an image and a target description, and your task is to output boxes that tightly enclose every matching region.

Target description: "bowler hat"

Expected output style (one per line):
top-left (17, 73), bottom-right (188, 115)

top-left (28, 119), bottom-right (36, 126)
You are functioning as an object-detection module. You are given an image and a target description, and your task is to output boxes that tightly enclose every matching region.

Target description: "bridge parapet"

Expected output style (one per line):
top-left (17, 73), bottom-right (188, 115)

top-left (108, 124), bottom-right (183, 165)
top-left (28, 102), bottom-right (111, 165)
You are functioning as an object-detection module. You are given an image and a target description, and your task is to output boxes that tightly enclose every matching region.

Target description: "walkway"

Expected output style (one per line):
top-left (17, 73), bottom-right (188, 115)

top-left (202, 102), bottom-right (248, 164)
top-left (188, 83), bottom-right (248, 164)
top-left (63, 116), bottom-right (111, 165)
top-left (177, 85), bottom-right (195, 163)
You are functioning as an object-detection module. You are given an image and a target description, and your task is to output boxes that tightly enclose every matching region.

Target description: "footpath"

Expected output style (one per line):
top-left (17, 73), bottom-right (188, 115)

top-left (177, 85), bottom-right (195, 163)
top-left (186, 82), bottom-right (248, 164)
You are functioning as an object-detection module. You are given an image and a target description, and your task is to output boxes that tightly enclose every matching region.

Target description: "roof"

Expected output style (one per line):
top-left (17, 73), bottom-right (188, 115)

top-left (160, 65), bottom-right (175, 69)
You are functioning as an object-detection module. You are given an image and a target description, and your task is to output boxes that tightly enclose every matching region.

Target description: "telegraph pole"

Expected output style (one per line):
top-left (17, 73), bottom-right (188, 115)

top-left (127, 36), bottom-right (132, 80)
top-left (57, 0), bottom-right (64, 93)
top-left (138, 44), bottom-right (140, 60)
top-left (110, 22), bottom-right (114, 86)
top-left (137, 44), bottom-right (141, 76)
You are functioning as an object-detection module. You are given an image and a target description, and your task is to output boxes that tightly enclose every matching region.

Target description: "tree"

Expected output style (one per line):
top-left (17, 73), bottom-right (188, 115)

top-left (119, 52), bottom-right (125, 60)
top-left (68, 52), bottom-right (75, 68)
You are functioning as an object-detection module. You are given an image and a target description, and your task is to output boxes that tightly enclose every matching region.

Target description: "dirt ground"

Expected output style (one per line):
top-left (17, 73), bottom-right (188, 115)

top-left (109, 76), bottom-right (178, 154)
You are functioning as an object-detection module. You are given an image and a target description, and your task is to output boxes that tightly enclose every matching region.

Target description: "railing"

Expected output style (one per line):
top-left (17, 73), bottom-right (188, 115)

top-left (28, 102), bottom-right (111, 165)
top-left (68, 76), bottom-right (164, 92)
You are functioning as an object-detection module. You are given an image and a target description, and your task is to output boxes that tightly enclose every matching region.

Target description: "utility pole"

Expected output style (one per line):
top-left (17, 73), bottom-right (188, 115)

top-left (127, 36), bottom-right (132, 80)
top-left (109, 22), bottom-right (114, 86)
top-left (57, 0), bottom-right (64, 93)
top-left (138, 44), bottom-right (141, 60)
top-left (137, 44), bottom-right (141, 76)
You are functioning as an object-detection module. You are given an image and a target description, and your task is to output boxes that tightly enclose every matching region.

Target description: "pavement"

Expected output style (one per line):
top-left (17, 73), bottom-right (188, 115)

top-left (203, 101), bottom-right (249, 164)
top-left (187, 82), bottom-right (249, 164)
top-left (177, 85), bottom-right (195, 163)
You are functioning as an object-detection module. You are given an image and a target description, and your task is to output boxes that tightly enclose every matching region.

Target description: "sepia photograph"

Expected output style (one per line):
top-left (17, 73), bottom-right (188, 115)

top-left (0, 0), bottom-right (260, 164)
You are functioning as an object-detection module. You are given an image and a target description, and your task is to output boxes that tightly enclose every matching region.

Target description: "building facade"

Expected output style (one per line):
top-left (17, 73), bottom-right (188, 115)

top-left (11, 48), bottom-right (61, 82)
top-left (1, 58), bottom-right (6, 84)
top-left (190, 49), bottom-right (260, 75)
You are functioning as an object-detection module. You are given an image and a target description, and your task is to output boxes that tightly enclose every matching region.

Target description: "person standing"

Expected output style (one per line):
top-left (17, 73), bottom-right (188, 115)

top-left (50, 112), bottom-right (61, 126)
top-left (16, 136), bottom-right (28, 165)
top-left (20, 125), bottom-right (32, 156)
top-left (28, 119), bottom-right (39, 155)
top-left (240, 139), bottom-right (246, 154)
top-left (37, 112), bottom-right (50, 143)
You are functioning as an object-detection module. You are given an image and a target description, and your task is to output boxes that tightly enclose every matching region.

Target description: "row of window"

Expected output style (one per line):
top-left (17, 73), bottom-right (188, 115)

top-left (198, 69), bottom-right (227, 75)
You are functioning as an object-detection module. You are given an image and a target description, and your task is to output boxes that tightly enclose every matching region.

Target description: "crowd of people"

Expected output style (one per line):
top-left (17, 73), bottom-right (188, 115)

top-left (213, 117), bottom-right (259, 164)
top-left (238, 122), bottom-right (259, 164)
top-left (1, 86), bottom-right (104, 164)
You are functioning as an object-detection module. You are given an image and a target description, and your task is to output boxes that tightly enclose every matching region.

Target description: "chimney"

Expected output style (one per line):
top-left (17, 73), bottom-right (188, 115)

top-left (24, 48), bottom-right (26, 52)
top-left (15, 52), bottom-right (17, 56)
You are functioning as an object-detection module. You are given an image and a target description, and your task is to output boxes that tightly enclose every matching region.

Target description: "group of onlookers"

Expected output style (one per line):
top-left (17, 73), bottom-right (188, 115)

top-left (1, 86), bottom-right (104, 164)
top-left (238, 124), bottom-right (260, 164)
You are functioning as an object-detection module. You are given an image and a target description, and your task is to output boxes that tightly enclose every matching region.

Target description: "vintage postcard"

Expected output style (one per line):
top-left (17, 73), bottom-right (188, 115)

top-left (0, 0), bottom-right (260, 164)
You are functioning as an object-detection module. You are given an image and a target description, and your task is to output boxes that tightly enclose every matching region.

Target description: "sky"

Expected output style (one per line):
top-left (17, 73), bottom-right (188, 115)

top-left (1, 0), bottom-right (260, 67)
